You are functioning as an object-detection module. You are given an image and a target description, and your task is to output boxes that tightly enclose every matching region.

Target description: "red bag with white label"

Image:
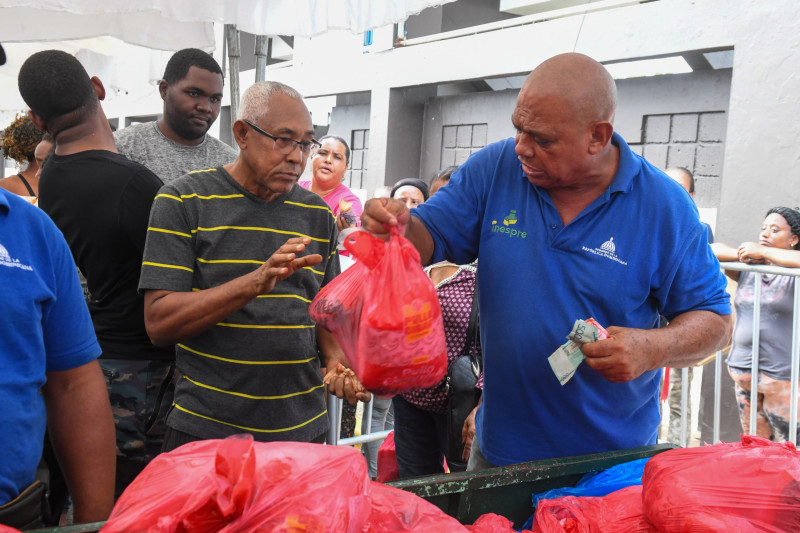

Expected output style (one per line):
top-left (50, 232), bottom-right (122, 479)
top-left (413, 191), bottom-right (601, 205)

top-left (344, 227), bottom-right (447, 396)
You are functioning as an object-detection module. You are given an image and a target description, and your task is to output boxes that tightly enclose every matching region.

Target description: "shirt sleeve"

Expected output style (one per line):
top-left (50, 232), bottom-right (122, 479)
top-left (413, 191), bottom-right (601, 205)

top-left (42, 219), bottom-right (101, 371)
top-left (657, 222), bottom-right (731, 320)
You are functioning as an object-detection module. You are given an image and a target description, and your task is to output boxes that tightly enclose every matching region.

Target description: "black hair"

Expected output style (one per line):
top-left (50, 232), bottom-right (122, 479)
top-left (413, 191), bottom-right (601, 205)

top-left (430, 165), bottom-right (458, 187)
top-left (391, 178), bottom-right (430, 201)
top-left (163, 48), bottom-right (224, 84)
top-left (766, 207), bottom-right (800, 250)
top-left (319, 135), bottom-right (350, 165)
top-left (18, 50), bottom-right (96, 123)
top-left (1, 114), bottom-right (43, 163)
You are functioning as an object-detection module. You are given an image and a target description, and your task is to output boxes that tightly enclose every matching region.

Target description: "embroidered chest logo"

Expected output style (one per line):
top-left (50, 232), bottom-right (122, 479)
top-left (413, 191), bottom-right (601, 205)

top-left (491, 210), bottom-right (527, 239)
top-left (582, 237), bottom-right (628, 266)
top-left (0, 242), bottom-right (33, 272)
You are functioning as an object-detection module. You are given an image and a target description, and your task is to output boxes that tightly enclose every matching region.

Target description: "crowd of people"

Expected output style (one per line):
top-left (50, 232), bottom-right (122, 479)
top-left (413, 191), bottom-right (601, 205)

top-left (1, 45), bottom-right (795, 530)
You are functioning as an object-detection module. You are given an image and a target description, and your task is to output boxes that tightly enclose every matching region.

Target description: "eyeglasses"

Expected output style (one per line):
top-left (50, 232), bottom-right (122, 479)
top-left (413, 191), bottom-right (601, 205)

top-left (244, 120), bottom-right (321, 156)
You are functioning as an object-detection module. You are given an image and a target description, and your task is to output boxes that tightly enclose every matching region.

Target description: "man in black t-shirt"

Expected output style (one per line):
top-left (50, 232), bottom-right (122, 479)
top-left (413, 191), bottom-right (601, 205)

top-left (19, 49), bottom-right (173, 496)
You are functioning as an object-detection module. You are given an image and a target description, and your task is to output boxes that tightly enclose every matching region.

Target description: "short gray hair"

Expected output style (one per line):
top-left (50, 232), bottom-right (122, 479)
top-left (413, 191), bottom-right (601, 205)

top-left (237, 81), bottom-right (303, 124)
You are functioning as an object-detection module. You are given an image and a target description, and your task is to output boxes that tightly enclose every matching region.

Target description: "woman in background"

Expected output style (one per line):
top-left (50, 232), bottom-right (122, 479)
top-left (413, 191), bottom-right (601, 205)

top-left (713, 206), bottom-right (800, 442)
top-left (390, 178), bottom-right (429, 210)
top-left (1, 114), bottom-right (45, 199)
top-left (300, 135), bottom-right (362, 230)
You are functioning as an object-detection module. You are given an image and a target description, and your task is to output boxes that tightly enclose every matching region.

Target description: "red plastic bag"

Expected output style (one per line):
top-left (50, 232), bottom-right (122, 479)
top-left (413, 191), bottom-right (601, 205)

top-left (466, 513), bottom-right (533, 532)
top-left (346, 228), bottom-right (447, 396)
top-left (366, 481), bottom-right (468, 532)
top-left (642, 435), bottom-right (800, 532)
top-left (532, 485), bottom-right (656, 533)
top-left (101, 435), bottom-right (372, 532)
top-left (309, 258), bottom-right (368, 359)
top-left (377, 430), bottom-right (399, 483)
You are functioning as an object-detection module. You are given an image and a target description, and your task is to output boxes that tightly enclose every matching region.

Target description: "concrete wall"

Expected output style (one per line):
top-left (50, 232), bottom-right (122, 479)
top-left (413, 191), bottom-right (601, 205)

top-left (266, 0), bottom-right (800, 245)
top-left (418, 69), bottom-right (732, 211)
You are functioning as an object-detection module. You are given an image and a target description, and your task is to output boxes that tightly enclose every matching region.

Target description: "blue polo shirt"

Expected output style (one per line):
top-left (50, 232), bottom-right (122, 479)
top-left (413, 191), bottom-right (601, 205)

top-left (0, 190), bottom-right (101, 504)
top-left (413, 133), bottom-right (730, 465)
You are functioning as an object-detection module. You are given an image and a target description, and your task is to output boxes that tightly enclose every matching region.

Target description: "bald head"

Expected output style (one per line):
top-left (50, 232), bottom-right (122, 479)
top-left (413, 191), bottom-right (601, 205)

top-left (522, 53), bottom-right (617, 125)
top-left (665, 167), bottom-right (694, 196)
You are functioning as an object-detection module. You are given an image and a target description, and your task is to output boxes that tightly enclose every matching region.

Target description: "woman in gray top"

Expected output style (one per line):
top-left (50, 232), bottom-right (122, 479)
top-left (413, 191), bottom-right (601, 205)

top-left (713, 207), bottom-right (800, 442)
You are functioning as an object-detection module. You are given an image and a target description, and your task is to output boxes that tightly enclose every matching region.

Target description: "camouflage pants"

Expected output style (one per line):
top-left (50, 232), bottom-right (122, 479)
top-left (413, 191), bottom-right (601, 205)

top-left (100, 358), bottom-right (174, 497)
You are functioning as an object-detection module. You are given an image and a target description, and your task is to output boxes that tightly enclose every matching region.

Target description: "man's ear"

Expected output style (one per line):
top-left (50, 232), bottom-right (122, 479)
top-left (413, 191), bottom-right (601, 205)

top-left (28, 111), bottom-right (47, 133)
top-left (231, 120), bottom-right (249, 150)
top-left (588, 121), bottom-right (614, 155)
top-left (90, 76), bottom-right (106, 101)
top-left (158, 80), bottom-right (168, 100)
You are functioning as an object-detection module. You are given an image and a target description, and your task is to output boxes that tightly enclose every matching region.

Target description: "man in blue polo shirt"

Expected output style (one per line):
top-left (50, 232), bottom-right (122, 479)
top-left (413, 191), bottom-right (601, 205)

top-left (0, 189), bottom-right (115, 526)
top-left (362, 53), bottom-right (732, 467)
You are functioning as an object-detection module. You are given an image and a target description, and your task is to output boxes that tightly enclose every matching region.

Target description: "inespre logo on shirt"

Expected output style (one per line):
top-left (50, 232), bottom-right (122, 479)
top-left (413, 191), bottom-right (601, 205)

top-left (491, 209), bottom-right (527, 239)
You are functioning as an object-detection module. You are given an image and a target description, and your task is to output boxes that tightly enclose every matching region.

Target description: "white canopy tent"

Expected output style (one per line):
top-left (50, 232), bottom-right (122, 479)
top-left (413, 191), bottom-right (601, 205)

top-left (0, 0), bottom-right (455, 115)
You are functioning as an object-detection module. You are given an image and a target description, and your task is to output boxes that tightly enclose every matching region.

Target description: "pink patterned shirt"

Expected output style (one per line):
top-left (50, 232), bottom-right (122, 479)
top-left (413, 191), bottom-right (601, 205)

top-left (402, 262), bottom-right (482, 414)
top-left (298, 181), bottom-right (363, 220)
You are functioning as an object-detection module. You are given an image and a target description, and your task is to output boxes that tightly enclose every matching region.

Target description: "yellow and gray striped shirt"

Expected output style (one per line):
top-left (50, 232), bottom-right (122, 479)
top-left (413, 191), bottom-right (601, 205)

top-left (139, 167), bottom-right (340, 442)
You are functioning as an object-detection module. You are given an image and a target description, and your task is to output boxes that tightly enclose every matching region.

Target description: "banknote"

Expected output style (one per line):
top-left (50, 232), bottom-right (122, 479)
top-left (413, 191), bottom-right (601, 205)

top-left (548, 318), bottom-right (609, 385)
top-left (547, 340), bottom-right (586, 385)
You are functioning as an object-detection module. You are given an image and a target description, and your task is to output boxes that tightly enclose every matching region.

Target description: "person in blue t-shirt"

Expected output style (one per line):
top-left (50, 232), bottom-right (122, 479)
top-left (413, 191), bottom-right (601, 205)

top-left (0, 189), bottom-right (115, 526)
top-left (362, 53), bottom-right (732, 468)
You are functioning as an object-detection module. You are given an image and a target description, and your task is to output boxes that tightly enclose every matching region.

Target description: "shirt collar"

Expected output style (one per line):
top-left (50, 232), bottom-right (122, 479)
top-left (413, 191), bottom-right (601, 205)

top-left (607, 131), bottom-right (638, 195)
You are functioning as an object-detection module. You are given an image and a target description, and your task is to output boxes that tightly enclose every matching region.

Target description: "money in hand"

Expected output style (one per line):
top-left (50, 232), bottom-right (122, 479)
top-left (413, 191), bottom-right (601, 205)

top-left (548, 318), bottom-right (609, 385)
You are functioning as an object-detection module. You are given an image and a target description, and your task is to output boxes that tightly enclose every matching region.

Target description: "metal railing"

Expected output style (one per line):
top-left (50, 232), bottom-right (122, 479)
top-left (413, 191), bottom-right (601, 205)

top-left (326, 394), bottom-right (392, 447)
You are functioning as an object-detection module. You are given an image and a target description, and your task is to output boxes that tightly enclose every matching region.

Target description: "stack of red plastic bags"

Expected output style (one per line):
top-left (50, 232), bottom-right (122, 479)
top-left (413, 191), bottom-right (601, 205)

top-left (100, 434), bottom-right (494, 532)
top-left (309, 226), bottom-right (447, 396)
top-left (528, 435), bottom-right (800, 532)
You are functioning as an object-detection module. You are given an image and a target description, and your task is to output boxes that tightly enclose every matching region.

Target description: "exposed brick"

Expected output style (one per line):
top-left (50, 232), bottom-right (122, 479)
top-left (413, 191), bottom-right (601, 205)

top-left (643, 143), bottom-right (668, 169)
top-left (629, 144), bottom-right (644, 157)
top-left (472, 124), bottom-right (488, 147)
top-left (667, 144), bottom-right (697, 170)
top-left (455, 148), bottom-right (472, 164)
top-left (350, 150), bottom-right (363, 170)
top-left (442, 126), bottom-right (457, 149)
top-left (363, 130), bottom-right (370, 150)
top-left (645, 115), bottom-right (671, 143)
top-left (695, 142), bottom-right (724, 175)
top-left (352, 129), bottom-right (365, 150)
top-left (457, 125), bottom-right (472, 148)
top-left (671, 114), bottom-right (699, 142)
top-left (694, 174), bottom-right (722, 209)
top-left (698, 112), bottom-right (726, 142)
top-left (441, 149), bottom-right (456, 167)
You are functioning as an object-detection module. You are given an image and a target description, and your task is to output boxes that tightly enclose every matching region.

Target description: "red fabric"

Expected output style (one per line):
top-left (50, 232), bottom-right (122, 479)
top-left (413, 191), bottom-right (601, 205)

top-left (642, 435), bottom-right (800, 532)
top-left (377, 430), bottom-right (400, 483)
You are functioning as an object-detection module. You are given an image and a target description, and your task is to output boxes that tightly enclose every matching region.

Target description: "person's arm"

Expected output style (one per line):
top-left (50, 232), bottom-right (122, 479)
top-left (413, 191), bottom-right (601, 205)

top-left (710, 242), bottom-right (742, 282)
top-left (42, 360), bottom-right (115, 523)
top-left (461, 394), bottom-right (482, 463)
top-left (361, 197), bottom-right (436, 265)
top-left (317, 328), bottom-right (371, 404)
top-left (738, 242), bottom-right (800, 267)
top-left (581, 310), bottom-right (732, 383)
top-left (144, 237), bottom-right (322, 345)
